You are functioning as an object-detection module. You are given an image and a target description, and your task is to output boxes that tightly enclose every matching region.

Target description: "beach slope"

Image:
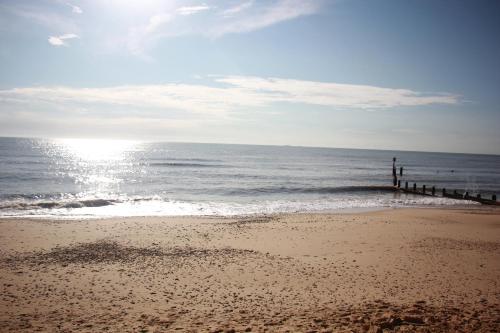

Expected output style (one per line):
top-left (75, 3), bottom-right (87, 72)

top-left (1, 207), bottom-right (499, 332)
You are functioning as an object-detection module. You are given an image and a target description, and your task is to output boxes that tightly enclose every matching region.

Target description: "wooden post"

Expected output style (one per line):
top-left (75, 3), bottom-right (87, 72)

top-left (453, 190), bottom-right (457, 197)
top-left (493, 194), bottom-right (497, 201)
top-left (397, 180), bottom-right (401, 188)
top-left (442, 188), bottom-right (446, 197)
top-left (405, 181), bottom-right (408, 190)
top-left (400, 166), bottom-right (403, 176)
top-left (464, 191), bottom-right (469, 199)
top-left (413, 183), bottom-right (417, 191)
top-left (422, 185), bottom-right (426, 194)
top-left (431, 186), bottom-right (435, 196)
top-left (476, 194), bottom-right (481, 199)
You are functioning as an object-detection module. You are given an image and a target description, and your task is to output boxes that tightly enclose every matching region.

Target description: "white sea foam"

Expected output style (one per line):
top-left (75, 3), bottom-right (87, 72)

top-left (0, 193), bottom-right (479, 219)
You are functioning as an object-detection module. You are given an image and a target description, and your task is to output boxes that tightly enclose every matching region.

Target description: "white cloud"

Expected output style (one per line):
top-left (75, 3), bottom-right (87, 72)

top-left (48, 36), bottom-right (65, 46)
top-left (177, 4), bottom-right (211, 16)
top-left (48, 33), bottom-right (79, 46)
top-left (126, 13), bottom-right (173, 58)
top-left (145, 13), bottom-right (173, 34)
top-left (63, 2), bottom-right (83, 14)
top-left (210, 0), bottom-right (320, 37)
top-left (0, 76), bottom-right (460, 115)
top-left (70, 4), bottom-right (83, 14)
top-left (215, 76), bottom-right (460, 108)
top-left (222, 1), bottom-right (254, 17)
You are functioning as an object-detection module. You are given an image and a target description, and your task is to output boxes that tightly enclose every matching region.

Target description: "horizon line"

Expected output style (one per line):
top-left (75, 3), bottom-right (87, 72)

top-left (1, 136), bottom-right (498, 157)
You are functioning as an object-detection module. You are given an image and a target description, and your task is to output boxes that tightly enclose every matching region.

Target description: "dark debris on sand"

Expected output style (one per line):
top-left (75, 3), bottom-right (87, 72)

top-left (413, 237), bottom-right (500, 252)
top-left (202, 300), bottom-right (500, 333)
top-left (2, 240), bottom-right (260, 266)
top-left (340, 300), bottom-right (500, 333)
top-left (4, 299), bottom-right (498, 332)
top-left (215, 216), bottom-right (276, 227)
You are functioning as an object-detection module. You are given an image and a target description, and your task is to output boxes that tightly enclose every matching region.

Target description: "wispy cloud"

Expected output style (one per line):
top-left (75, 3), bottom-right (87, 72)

top-left (0, 76), bottom-right (460, 115)
top-left (1, 1), bottom-right (323, 57)
top-left (9, 4), bottom-right (78, 33)
top-left (210, 0), bottom-right (320, 37)
top-left (222, 1), bottom-right (254, 17)
top-left (48, 33), bottom-right (79, 46)
top-left (68, 3), bottom-right (83, 14)
top-left (215, 76), bottom-right (460, 109)
top-left (145, 13), bottom-right (173, 34)
top-left (125, 0), bottom-right (322, 56)
top-left (177, 4), bottom-right (211, 16)
top-left (126, 13), bottom-right (173, 58)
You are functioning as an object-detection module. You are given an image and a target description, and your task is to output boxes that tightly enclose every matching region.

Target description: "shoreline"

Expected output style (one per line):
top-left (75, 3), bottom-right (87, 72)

top-left (0, 200), bottom-right (485, 221)
top-left (1, 207), bottom-right (499, 332)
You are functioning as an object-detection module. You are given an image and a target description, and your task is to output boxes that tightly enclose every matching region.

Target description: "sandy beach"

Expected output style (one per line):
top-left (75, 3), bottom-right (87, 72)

top-left (1, 207), bottom-right (499, 332)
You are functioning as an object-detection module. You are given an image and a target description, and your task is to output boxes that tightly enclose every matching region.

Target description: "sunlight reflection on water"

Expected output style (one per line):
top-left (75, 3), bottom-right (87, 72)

top-left (55, 138), bottom-right (139, 162)
top-left (49, 139), bottom-right (141, 190)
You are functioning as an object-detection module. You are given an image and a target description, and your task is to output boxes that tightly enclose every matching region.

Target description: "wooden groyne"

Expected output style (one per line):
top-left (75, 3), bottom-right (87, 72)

top-left (389, 157), bottom-right (498, 206)
top-left (395, 181), bottom-right (499, 206)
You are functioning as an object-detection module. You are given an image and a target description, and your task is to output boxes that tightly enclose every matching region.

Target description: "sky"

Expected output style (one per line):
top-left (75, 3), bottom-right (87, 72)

top-left (0, 0), bottom-right (499, 154)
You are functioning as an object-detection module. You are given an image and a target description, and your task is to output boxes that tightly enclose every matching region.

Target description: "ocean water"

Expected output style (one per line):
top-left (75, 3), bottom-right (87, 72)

top-left (0, 137), bottom-right (499, 218)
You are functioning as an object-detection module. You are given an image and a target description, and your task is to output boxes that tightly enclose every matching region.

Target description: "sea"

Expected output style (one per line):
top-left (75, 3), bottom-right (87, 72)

top-left (0, 137), bottom-right (499, 219)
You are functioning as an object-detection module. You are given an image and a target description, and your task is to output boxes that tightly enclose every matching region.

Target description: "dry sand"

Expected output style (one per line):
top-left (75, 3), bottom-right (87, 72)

top-left (1, 207), bottom-right (499, 332)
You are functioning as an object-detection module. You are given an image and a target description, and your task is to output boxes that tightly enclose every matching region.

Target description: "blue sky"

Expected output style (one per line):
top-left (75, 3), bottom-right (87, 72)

top-left (0, 0), bottom-right (499, 154)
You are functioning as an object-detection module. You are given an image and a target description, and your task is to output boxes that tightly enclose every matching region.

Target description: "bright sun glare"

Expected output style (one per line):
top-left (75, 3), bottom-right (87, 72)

top-left (56, 139), bottom-right (139, 161)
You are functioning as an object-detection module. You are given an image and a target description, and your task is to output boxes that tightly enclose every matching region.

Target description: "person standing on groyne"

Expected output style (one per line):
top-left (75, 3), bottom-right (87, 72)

top-left (392, 157), bottom-right (397, 186)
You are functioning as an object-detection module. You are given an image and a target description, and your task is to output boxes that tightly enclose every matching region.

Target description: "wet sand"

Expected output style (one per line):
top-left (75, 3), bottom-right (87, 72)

top-left (1, 207), bottom-right (499, 332)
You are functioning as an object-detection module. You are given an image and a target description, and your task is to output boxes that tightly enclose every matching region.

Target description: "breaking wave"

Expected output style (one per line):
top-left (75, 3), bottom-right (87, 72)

top-left (0, 199), bottom-right (117, 211)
